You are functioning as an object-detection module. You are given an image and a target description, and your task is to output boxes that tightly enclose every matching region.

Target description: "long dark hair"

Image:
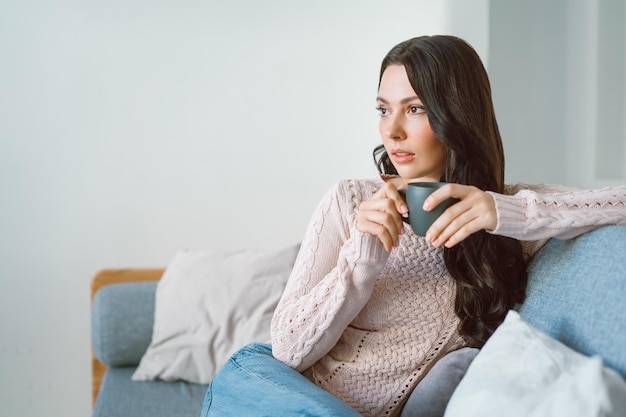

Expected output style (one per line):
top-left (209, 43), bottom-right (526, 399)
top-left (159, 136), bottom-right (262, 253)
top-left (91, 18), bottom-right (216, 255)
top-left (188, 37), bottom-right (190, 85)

top-left (375, 35), bottom-right (527, 347)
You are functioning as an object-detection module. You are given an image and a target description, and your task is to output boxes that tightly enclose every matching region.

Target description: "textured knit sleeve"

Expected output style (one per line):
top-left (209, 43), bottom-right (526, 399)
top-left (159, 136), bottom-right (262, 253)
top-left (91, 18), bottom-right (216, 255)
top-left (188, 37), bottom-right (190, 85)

top-left (270, 180), bottom-right (390, 372)
top-left (487, 183), bottom-right (626, 244)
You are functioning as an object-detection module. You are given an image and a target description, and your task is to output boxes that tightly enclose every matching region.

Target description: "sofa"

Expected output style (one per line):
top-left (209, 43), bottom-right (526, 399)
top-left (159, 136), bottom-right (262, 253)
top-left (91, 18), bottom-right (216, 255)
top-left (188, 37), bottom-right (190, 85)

top-left (90, 226), bottom-right (626, 417)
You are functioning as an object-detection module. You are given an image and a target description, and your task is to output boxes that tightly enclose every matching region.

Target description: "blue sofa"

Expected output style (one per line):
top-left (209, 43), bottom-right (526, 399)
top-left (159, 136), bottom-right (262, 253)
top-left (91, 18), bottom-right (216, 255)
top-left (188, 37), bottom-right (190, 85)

top-left (90, 226), bottom-right (626, 417)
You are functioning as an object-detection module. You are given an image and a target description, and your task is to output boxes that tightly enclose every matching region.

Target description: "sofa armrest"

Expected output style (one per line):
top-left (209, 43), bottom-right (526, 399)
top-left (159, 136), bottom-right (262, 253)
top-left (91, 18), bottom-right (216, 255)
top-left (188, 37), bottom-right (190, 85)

top-left (91, 268), bottom-right (164, 300)
top-left (90, 269), bottom-right (163, 407)
top-left (92, 281), bottom-right (158, 365)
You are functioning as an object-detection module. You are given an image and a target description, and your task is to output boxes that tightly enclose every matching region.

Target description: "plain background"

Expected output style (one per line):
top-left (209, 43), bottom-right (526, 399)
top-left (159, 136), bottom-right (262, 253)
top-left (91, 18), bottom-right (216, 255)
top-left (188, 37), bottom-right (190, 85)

top-left (0, 1), bottom-right (623, 416)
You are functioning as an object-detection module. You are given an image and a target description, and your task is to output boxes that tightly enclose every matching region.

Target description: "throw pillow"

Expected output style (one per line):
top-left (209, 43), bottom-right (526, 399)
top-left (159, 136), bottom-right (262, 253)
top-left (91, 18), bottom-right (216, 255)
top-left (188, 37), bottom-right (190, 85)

top-left (444, 310), bottom-right (626, 417)
top-left (400, 347), bottom-right (479, 417)
top-left (132, 243), bottom-right (300, 384)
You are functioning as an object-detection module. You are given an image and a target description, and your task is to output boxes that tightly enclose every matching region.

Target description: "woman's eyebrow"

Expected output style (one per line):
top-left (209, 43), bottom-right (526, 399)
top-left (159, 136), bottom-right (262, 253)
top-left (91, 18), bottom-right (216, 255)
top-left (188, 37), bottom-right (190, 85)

top-left (376, 95), bottom-right (421, 104)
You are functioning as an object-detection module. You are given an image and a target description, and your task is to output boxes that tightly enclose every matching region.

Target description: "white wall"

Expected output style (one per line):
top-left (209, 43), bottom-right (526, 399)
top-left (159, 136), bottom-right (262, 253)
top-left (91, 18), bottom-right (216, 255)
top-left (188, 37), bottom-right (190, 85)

top-left (571, 0), bottom-right (626, 188)
top-left (489, 0), bottom-right (569, 186)
top-left (0, 1), bottom-right (486, 416)
top-left (5, 1), bottom-right (622, 416)
top-left (489, 0), bottom-right (626, 188)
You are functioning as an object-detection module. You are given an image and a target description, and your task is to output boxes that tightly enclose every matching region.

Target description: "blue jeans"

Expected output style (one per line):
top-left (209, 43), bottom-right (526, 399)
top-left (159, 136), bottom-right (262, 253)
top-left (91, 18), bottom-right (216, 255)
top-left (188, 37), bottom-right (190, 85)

top-left (200, 343), bottom-right (362, 417)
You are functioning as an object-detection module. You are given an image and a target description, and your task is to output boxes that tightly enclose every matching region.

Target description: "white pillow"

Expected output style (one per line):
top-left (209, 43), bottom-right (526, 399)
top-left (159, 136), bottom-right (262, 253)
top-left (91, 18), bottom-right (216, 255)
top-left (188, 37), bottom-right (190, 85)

top-left (445, 310), bottom-right (626, 417)
top-left (132, 244), bottom-right (299, 384)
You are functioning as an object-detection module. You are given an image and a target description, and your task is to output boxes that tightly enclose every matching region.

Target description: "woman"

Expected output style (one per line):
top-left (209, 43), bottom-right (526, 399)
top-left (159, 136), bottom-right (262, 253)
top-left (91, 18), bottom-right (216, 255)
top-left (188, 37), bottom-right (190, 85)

top-left (201, 35), bottom-right (626, 417)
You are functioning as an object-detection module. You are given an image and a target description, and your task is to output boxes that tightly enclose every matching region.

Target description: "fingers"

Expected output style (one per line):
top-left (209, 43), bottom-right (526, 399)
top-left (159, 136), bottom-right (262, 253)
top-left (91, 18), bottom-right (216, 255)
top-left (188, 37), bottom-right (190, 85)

top-left (357, 210), bottom-right (401, 252)
top-left (372, 182), bottom-right (409, 229)
top-left (377, 182), bottom-right (409, 219)
top-left (356, 183), bottom-right (408, 252)
top-left (427, 205), bottom-right (482, 248)
top-left (425, 185), bottom-right (497, 248)
top-left (422, 184), bottom-right (461, 212)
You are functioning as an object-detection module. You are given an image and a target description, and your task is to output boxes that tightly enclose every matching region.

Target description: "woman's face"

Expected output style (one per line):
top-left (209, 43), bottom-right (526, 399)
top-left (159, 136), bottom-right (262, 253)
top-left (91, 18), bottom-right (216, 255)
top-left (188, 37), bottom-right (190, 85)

top-left (376, 65), bottom-right (446, 181)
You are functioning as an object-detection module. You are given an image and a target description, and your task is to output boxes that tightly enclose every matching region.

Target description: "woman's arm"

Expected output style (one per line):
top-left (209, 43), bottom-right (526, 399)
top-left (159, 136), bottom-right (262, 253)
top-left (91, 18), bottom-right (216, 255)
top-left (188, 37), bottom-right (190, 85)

top-left (417, 183), bottom-right (626, 251)
top-left (270, 180), bottom-right (389, 372)
top-left (488, 184), bottom-right (626, 241)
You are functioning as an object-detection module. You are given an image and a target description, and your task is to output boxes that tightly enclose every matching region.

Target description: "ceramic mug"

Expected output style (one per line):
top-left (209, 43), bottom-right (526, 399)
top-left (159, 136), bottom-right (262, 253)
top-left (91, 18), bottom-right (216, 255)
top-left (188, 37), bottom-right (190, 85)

top-left (400, 182), bottom-right (459, 237)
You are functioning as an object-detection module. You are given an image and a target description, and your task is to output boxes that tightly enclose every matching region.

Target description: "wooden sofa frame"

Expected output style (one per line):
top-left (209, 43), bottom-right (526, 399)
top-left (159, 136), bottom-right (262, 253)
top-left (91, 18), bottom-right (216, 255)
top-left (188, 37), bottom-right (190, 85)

top-left (90, 268), bottom-right (164, 406)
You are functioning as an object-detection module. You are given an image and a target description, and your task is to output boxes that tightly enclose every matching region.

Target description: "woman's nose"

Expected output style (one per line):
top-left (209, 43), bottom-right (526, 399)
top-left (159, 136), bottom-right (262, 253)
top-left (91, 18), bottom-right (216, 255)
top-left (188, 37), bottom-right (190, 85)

top-left (387, 115), bottom-right (406, 141)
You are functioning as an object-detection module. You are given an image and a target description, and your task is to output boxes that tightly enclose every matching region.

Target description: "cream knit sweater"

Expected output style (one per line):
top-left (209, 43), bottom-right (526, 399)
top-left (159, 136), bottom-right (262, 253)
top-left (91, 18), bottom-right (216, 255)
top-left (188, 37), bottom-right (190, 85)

top-left (270, 177), bottom-right (626, 417)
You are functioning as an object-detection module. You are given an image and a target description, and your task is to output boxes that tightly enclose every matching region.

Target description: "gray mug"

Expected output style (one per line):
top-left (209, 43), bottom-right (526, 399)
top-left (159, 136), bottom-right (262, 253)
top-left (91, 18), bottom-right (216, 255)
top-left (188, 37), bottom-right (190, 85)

top-left (400, 182), bottom-right (459, 237)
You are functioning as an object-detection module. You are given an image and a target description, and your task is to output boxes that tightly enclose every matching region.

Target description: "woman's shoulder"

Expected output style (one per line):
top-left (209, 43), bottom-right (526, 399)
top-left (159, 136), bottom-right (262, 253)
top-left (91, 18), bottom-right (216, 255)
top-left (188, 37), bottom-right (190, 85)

top-left (328, 177), bottom-right (384, 199)
top-left (319, 177), bottom-right (383, 215)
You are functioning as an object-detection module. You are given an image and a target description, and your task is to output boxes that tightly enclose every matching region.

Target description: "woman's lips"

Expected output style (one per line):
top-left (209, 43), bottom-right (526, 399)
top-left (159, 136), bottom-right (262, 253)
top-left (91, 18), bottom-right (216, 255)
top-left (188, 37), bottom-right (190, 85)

top-left (391, 150), bottom-right (415, 164)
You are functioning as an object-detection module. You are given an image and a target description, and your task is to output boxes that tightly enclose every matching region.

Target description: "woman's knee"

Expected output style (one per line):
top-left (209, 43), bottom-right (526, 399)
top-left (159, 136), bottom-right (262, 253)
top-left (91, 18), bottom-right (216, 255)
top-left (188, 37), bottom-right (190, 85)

top-left (231, 342), bottom-right (273, 359)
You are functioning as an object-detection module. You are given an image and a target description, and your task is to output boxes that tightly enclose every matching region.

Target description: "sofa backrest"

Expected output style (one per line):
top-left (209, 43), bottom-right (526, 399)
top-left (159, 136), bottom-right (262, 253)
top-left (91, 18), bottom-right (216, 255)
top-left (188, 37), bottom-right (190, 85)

top-left (518, 225), bottom-right (626, 377)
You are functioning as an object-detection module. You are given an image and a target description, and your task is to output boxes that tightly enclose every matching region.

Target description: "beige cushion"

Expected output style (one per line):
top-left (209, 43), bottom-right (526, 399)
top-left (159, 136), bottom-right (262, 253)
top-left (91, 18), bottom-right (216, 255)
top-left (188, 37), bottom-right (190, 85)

top-left (132, 244), bottom-right (299, 384)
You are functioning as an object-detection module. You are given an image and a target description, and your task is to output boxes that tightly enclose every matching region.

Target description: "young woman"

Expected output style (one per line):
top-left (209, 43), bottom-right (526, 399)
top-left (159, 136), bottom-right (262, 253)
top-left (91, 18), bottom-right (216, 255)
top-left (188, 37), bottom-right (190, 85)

top-left (201, 35), bottom-right (626, 417)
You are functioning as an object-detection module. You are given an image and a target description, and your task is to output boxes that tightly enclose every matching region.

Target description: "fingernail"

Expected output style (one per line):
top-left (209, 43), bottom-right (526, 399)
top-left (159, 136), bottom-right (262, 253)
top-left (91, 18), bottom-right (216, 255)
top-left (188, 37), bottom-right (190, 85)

top-left (422, 201), bottom-right (430, 211)
top-left (401, 204), bottom-right (409, 214)
top-left (425, 232), bottom-right (431, 241)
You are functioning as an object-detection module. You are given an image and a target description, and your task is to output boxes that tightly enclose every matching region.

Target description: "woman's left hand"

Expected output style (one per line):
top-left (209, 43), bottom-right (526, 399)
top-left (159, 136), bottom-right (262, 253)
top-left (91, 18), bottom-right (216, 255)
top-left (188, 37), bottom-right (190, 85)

top-left (423, 184), bottom-right (497, 248)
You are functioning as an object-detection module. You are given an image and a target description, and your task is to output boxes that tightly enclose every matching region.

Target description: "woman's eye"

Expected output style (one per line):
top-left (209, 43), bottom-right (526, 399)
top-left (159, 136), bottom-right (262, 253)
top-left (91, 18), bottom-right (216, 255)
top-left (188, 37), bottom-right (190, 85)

top-left (409, 105), bottom-right (425, 114)
top-left (376, 106), bottom-right (388, 116)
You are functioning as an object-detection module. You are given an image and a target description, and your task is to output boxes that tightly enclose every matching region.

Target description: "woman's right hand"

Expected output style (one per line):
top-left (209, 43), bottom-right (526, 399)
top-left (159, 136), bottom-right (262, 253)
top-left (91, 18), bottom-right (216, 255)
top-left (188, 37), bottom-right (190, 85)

top-left (356, 182), bottom-right (408, 252)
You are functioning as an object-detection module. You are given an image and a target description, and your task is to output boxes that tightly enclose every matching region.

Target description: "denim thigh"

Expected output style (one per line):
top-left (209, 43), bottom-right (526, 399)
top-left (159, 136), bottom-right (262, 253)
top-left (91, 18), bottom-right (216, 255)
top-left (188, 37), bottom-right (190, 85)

top-left (200, 343), bottom-right (361, 417)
